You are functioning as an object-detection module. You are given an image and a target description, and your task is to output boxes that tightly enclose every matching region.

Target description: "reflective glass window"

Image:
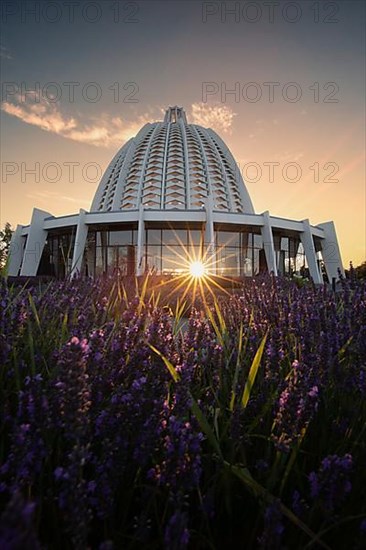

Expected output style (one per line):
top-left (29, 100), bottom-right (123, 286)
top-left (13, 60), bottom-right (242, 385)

top-left (109, 230), bottom-right (133, 246)
top-left (147, 229), bottom-right (162, 245)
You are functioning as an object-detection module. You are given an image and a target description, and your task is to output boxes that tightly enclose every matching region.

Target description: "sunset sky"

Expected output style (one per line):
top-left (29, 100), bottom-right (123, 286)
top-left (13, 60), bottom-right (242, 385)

top-left (1, 0), bottom-right (365, 266)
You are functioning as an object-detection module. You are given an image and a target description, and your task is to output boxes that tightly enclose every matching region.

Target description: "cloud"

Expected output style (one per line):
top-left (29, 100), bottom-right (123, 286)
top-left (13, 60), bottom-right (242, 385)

top-left (0, 45), bottom-right (13, 60)
top-left (2, 93), bottom-right (77, 134)
top-left (2, 96), bottom-right (236, 146)
top-left (190, 102), bottom-right (236, 134)
top-left (26, 190), bottom-right (90, 208)
top-left (1, 92), bottom-right (152, 148)
top-left (65, 114), bottom-right (152, 147)
top-left (273, 151), bottom-right (304, 162)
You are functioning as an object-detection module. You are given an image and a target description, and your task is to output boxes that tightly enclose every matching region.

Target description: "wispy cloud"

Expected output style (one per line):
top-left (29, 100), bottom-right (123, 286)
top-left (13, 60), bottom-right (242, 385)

top-left (0, 44), bottom-right (13, 60)
top-left (26, 190), bottom-right (91, 209)
top-left (190, 102), bottom-right (236, 134)
top-left (2, 95), bottom-right (238, 146)
top-left (1, 92), bottom-right (152, 148)
top-left (66, 113), bottom-right (151, 147)
top-left (273, 151), bottom-right (304, 162)
top-left (2, 92), bottom-right (77, 134)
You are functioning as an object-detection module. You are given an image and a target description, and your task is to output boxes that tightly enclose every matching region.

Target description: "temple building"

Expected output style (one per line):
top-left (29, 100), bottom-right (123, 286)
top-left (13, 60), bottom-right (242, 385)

top-left (8, 106), bottom-right (343, 283)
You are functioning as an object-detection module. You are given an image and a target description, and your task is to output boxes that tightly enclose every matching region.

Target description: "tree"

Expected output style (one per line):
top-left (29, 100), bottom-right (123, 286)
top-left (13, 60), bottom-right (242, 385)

top-left (355, 261), bottom-right (366, 280)
top-left (0, 222), bottom-right (13, 269)
top-left (345, 261), bottom-right (366, 280)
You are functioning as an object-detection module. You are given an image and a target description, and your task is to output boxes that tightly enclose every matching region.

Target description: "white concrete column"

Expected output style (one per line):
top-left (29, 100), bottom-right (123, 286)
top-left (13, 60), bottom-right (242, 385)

top-left (204, 194), bottom-right (216, 274)
top-left (20, 208), bottom-right (51, 276)
top-left (70, 209), bottom-right (88, 278)
top-left (317, 221), bottom-right (345, 281)
top-left (260, 211), bottom-right (277, 275)
top-left (8, 225), bottom-right (26, 276)
top-left (136, 203), bottom-right (145, 276)
top-left (300, 219), bottom-right (322, 284)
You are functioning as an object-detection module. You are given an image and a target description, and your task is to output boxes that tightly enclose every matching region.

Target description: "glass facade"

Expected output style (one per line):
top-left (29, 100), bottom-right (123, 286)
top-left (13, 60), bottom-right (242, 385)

top-left (91, 226), bottom-right (268, 277)
top-left (145, 228), bottom-right (203, 274)
top-left (37, 224), bottom-right (312, 279)
top-left (273, 234), bottom-right (307, 276)
top-left (215, 230), bottom-right (265, 277)
top-left (314, 236), bottom-right (327, 282)
top-left (86, 228), bottom-right (136, 277)
top-left (39, 230), bottom-right (75, 278)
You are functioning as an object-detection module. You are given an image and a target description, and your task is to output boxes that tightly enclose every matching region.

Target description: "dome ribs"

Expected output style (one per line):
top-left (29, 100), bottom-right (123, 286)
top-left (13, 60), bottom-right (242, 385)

top-left (91, 108), bottom-right (254, 215)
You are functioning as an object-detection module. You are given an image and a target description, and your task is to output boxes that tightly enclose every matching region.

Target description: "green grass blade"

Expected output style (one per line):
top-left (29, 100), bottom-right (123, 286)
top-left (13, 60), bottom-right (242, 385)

top-left (137, 274), bottom-right (149, 315)
top-left (27, 320), bottom-right (36, 376)
top-left (28, 293), bottom-right (41, 332)
top-left (173, 297), bottom-right (187, 336)
top-left (148, 344), bottom-right (180, 382)
top-left (204, 303), bottom-right (224, 347)
top-left (122, 283), bottom-right (129, 307)
top-left (60, 312), bottom-right (69, 346)
top-left (280, 427), bottom-right (307, 496)
top-left (213, 295), bottom-right (226, 336)
top-left (241, 332), bottom-right (268, 409)
top-left (230, 321), bottom-right (243, 411)
top-left (337, 336), bottom-right (353, 359)
top-left (190, 394), bottom-right (222, 459)
top-left (226, 462), bottom-right (331, 550)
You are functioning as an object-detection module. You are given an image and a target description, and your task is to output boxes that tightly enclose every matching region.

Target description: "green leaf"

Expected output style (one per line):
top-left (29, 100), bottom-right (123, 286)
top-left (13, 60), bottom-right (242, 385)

top-left (213, 295), bottom-right (226, 336)
top-left (280, 426), bottom-right (307, 496)
top-left (241, 332), bottom-right (268, 409)
top-left (148, 344), bottom-right (180, 383)
top-left (229, 321), bottom-right (243, 411)
top-left (226, 462), bottom-right (331, 550)
top-left (28, 293), bottom-right (41, 332)
top-left (60, 312), bottom-right (69, 346)
top-left (137, 274), bottom-right (149, 315)
top-left (337, 336), bottom-right (353, 359)
top-left (190, 395), bottom-right (222, 459)
top-left (27, 320), bottom-right (36, 376)
top-left (205, 304), bottom-right (224, 347)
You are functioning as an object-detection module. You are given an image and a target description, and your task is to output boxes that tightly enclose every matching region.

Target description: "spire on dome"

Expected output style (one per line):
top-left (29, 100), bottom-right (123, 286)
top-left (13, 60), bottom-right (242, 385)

top-left (164, 106), bottom-right (187, 123)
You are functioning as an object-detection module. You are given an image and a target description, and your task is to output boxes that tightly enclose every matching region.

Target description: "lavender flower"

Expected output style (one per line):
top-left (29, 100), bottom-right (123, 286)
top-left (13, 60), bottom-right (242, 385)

top-left (258, 499), bottom-right (284, 550)
top-left (0, 491), bottom-right (40, 549)
top-left (164, 510), bottom-right (190, 550)
top-left (271, 360), bottom-right (320, 452)
top-left (0, 274), bottom-right (365, 548)
top-left (308, 454), bottom-right (353, 515)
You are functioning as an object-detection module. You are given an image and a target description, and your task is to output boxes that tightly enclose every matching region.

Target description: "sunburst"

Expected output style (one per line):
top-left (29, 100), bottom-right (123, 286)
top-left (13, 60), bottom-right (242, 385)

top-left (189, 261), bottom-right (205, 278)
top-left (143, 227), bottom-right (234, 305)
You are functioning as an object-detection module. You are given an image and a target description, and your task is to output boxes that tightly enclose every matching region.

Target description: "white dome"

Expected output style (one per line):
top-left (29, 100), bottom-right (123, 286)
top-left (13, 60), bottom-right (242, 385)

top-left (10, 105), bottom-right (344, 284)
top-left (91, 106), bottom-right (254, 214)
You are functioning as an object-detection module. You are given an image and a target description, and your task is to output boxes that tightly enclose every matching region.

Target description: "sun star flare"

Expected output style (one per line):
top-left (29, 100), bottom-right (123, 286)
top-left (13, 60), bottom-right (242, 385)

top-left (189, 260), bottom-right (206, 278)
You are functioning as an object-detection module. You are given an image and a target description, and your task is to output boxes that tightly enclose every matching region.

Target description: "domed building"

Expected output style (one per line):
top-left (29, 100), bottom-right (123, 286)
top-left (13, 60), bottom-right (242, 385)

top-left (8, 106), bottom-right (343, 283)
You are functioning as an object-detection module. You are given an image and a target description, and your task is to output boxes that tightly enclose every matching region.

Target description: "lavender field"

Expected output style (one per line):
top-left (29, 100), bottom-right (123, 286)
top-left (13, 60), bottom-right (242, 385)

top-left (0, 274), bottom-right (365, 549)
